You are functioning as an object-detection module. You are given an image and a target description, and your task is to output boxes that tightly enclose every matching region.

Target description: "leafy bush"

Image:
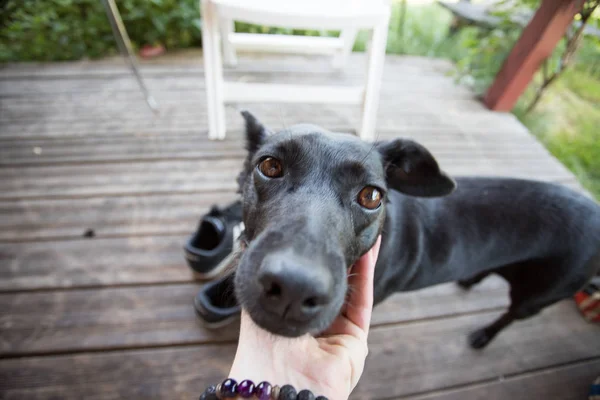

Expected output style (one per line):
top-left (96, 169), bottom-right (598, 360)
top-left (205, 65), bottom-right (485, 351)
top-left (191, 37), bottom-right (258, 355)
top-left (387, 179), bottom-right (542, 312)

top-left (449, 27), bottom-right (520, 94)
top-left (545, 123), bottom-right (600, 198)
top-left (0, 1), bottom-right (462, 62)
top-left (0, 0), bottom-right (202, 61)
top-left (514, 67), bottom-right (600, 200)
top-left (353, 2), bottom-right (461, 56)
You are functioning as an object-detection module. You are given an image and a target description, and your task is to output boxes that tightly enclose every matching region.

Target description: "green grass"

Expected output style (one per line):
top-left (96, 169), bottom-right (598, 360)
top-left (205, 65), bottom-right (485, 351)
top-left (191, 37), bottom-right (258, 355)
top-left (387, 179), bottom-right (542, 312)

top-left (354, 2), bottom-right (461, 57)
top-left (514, 68), bottom-right (600, 199)
top-left (560, 67), bottom-right (600, 103)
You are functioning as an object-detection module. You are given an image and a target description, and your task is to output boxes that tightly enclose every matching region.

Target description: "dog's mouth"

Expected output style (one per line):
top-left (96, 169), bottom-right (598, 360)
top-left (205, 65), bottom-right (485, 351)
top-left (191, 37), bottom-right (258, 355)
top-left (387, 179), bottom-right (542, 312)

top-left (234, 233), bottom-right (348, 337)
top-left (246, 307), bottom-right (319, 337)
top-left (246, 302), bottom-right (346, 338)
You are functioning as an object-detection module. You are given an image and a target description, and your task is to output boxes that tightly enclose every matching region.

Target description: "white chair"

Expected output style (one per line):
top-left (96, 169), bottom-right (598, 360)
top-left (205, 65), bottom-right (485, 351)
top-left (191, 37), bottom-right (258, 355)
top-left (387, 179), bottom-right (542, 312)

top-left (201, 0), bottom-right (391, 141)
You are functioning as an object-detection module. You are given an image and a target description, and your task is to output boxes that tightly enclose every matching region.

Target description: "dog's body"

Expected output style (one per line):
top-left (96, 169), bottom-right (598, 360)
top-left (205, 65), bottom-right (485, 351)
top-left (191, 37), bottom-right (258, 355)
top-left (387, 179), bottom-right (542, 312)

top-left (375, 177), bottom-right (600, 347)
top-left (234, 112), bottom-right (600, 348)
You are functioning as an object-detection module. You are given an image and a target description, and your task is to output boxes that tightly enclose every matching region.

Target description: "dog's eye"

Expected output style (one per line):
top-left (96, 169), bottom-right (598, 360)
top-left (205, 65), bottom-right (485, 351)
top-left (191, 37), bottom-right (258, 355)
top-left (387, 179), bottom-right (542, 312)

top-left (258, 157), bottom-right (283, 178)
top-left (357, 186), bottom-right (382, 209)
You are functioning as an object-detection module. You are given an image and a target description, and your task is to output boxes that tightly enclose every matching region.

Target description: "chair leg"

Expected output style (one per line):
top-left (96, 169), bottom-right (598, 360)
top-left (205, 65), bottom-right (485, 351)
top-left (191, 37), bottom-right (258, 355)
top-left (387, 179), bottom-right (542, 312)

top-left (360, 18), bottom-right (389, 142)
top-left (201, 0), bottom-right (227, 140)
top-left (220, 18), bottom-right (238, 66)
top-left (332, 28), bottom-right (358, 70)
top-left (201, 0), bottom-right (218, 140)
top-left (211, 18), bottom-right (227, 140)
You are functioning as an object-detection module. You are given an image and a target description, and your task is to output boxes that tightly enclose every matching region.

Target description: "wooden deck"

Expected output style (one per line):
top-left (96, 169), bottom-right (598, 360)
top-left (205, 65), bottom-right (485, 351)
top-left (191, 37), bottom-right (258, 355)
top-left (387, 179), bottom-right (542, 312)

top-left (0, 51), bottom-right (598, 399)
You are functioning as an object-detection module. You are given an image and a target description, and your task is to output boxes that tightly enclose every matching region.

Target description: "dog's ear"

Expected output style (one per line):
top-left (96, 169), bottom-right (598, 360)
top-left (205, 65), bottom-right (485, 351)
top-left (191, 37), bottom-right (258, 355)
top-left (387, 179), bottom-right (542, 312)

top-left (241, 110), bottom-right (271, 155)
top-left (237, 111), bottom-right (272, 192)
top-left (376, 138), bottom-right (456, 197)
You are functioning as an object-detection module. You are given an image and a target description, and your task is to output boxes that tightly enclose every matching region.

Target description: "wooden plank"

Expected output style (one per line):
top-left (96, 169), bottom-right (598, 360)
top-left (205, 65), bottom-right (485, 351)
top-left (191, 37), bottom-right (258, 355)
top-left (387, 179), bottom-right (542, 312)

top-left (0, 101), bottom-right (503, 135)
top-left (0, 93), bottom-right (480, 117)
top-left (0, 147), bottom-right (562, 168)
top-left (0, 178), bottom-right (583, 246)
top-left (0, 105), bottom-right (536, 140)
top-left (0, 126), bottom-right (545, 150)
top-left (0, 344), bottom-right (235, 400)
top-left (0, 192), bottom-right (239, 242)
top-left (0, 130), bottom-right (556, 167)
top-left (0, 108), bottom-right (526, 136)
top-left (0, 72), bottom-right (468, 97)
top-left (0, 161), bottom-right (576, 201)
top-left (0, 53), bottom-right (455, 79)
top-left (404, 359), bottom-right (600, 400)
top-left (0, 235), bottom-right (191, 291)
top-left (0, 118), bottom-right (533, 140)
top-left (0, 54), bottom-right (454, 83)
top-left (0, 168), bottom-right (584, 244)
top-left (0, 159), bottom-right (243, 200)
top-left (0, 302), bottom-right (597, 399)
top-left (484, 0), bottom-right (585, 111)
top-left (3, 232), bottom-right (519, 291)
top-left (0, 109), bottom-right (353, 139)
top-left (371, 276), bottom-right (509, 326)
top-left (0, 98), bottom-right (489, 124)
top-left (0, 277), bottom-right (508, 356)
top-left (0, 283), bottom-right (237, 357)
top-left (353, 301), bottom-right (600, 398)
top-left (0, 135), bottom-right (246, 166)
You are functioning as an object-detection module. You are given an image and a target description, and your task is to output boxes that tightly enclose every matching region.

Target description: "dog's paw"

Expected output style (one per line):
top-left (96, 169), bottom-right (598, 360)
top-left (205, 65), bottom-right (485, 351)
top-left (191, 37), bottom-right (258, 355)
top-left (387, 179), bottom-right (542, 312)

top-left (468, 329), bottom-right (492, 349)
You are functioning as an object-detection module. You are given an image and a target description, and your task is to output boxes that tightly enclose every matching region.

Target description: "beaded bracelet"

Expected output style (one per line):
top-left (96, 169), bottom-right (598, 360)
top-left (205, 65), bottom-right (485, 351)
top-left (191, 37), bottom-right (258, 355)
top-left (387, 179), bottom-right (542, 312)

top-left (199, 379), bottom-right (328, 400)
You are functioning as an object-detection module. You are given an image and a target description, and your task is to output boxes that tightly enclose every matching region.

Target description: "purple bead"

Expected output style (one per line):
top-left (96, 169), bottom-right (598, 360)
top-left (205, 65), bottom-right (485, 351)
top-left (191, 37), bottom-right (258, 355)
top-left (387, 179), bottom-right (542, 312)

top-left (254, 381), bottom-right (273, 400)
top-left (220, 378), bottom-right (238, 398)
top-left (237, 380), bottom-right (255, 398)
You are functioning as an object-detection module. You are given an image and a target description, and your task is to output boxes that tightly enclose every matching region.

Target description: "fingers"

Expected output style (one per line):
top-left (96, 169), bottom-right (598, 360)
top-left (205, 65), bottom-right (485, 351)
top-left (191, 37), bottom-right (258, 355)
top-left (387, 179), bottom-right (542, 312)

top-left (343, 235), bottom-right (382, 336)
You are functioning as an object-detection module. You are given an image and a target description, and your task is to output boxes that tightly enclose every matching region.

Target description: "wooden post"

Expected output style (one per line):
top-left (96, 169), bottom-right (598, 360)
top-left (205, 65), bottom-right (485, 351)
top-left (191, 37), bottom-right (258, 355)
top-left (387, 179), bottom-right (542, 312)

top-left (483, 0), bottom-right (584, 111)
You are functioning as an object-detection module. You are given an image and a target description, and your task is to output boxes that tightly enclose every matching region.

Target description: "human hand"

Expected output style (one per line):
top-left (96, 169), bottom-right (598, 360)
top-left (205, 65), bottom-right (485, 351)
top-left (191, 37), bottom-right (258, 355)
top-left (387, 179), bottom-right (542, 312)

top-left (229, 236), bottom-right (382, 400)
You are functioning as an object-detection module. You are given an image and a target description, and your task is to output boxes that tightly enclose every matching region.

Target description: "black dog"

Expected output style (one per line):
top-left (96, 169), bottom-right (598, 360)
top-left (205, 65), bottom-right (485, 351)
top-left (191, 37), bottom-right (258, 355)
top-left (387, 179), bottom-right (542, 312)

top-left (233, 111), bottom-right (600, 348)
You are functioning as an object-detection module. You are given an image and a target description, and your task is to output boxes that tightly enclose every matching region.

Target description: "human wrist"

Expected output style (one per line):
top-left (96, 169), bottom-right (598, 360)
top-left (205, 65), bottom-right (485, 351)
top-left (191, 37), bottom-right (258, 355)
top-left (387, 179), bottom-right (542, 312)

top-left (228, 348), bottom-right (338, 399)
top-left (200, 378), bottom-right (331, 400)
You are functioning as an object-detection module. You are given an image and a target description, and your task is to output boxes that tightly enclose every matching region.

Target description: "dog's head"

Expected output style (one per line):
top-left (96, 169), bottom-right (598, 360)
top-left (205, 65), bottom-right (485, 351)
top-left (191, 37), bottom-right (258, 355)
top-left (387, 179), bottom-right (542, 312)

top-left (234, 111), bottom-right (455, 336)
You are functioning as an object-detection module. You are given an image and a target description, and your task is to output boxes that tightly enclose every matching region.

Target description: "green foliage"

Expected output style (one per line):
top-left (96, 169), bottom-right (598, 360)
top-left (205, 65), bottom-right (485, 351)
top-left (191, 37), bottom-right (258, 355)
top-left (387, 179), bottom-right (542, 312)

top-left (444, 0), bottom-right (600, 94)
top-left (233, 21), bottom-right (335, 38)
top-left (561, 64), bottom-right (600, 102)
top-left (353, 2), bottom-right (461, 57)
top-left (0, 1), bottom-right (469, 62)
top-left (0, 0), bottom-right (202, 61)
top-left (574, 36), bottom-right (600, 77)
top-left (545, 126), bottom-right (600, 199)
top-left (452, 27), bottom-right (521, 94)
top-left (235, 2), bottom-right (460, 56)
top-left (514, 67), bottom-right (600, 200)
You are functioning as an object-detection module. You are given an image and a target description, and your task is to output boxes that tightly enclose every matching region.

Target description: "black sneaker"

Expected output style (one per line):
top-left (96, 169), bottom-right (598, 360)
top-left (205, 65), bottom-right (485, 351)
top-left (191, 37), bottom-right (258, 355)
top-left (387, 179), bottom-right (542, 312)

top-left (194, 271), bottom-right (241, 328)
top-left (184, 200), bottom-right (244, 280)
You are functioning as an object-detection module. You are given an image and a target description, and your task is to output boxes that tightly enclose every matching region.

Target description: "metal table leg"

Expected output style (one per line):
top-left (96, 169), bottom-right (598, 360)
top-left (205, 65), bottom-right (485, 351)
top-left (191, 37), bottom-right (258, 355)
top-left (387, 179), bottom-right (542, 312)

top-left (102, 0), bottom-right (159, 114)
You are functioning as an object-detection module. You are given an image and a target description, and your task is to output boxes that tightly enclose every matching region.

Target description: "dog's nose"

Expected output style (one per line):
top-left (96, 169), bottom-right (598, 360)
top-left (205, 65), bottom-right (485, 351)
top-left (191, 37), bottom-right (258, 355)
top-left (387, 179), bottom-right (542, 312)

top-left (258, 257), bottom-right (332, 321)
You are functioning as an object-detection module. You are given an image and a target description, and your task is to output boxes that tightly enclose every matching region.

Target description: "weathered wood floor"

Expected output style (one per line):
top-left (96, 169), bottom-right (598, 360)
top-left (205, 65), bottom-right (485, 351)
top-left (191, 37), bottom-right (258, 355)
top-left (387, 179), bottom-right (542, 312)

top-left (0, 51), bottom-right (598, 399)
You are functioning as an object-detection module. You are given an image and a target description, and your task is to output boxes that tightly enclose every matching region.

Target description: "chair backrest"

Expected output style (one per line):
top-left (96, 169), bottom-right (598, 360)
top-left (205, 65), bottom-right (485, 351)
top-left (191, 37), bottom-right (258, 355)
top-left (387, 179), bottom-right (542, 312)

top-left (212, 0), bottom-right (390, 30)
